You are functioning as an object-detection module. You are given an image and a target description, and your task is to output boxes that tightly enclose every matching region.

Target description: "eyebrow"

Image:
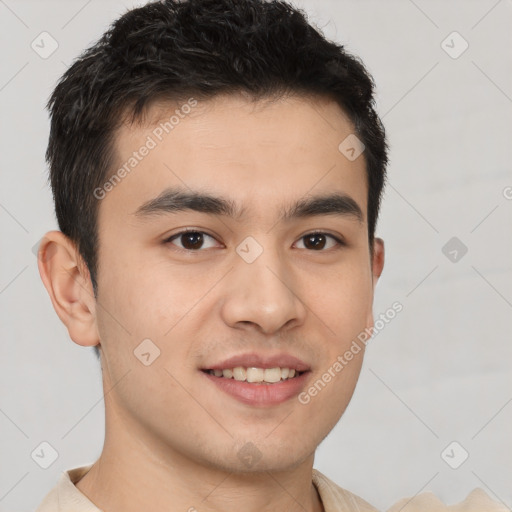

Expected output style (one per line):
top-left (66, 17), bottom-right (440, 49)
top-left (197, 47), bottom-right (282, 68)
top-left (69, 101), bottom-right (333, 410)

top-left (133, 187), bottom-right (364, 224)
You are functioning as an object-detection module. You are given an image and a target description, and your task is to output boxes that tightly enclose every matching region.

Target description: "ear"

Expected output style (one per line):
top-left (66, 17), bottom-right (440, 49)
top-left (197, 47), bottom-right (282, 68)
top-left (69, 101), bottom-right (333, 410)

top-left (365, 237), bottom-right (385, 330)
top-left (371, 237), bottom-right (385, 293)
top-left (37, 230), bottom-right (100, 348)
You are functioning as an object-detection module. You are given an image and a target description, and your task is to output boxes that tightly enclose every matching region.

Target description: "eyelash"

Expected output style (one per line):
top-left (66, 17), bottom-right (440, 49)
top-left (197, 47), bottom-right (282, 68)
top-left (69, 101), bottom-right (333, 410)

top-left (163, 229), bottom-right (346, 253)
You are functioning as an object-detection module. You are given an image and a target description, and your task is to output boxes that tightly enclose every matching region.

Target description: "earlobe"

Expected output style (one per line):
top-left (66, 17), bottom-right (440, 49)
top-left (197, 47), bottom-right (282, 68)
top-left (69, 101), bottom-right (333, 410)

top-left (37, 230), bottom-right (100, 348)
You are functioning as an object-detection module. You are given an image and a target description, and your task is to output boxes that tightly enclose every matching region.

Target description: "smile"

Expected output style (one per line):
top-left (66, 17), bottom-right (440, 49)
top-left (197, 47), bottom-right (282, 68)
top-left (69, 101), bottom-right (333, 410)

top-left (203, 366), bottom-right (303, 384)
top-left (201, 368), bottom-right (311, 406)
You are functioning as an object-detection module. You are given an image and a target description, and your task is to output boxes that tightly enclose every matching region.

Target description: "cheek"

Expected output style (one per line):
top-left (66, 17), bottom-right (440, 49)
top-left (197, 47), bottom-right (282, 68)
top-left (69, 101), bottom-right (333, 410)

top-left (301, 260), bottom-right (372, 339)
top-left (98, 251), bottom-right (192, 332)
top-left (95, 261), bottom-right (198, 417)
top-left (96, 254), bottom-right (219, 378)
top-left (298, 345), bottom-right (365, 438)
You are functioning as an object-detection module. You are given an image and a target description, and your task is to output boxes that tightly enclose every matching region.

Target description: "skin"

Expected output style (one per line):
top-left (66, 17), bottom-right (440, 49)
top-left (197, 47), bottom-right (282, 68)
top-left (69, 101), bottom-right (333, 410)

top-left (38, 92), bottom-right (384, 512)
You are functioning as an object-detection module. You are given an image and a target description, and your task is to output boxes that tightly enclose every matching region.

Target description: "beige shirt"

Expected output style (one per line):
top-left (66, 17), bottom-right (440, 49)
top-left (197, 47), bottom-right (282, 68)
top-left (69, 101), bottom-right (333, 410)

top-left (35, 464), bottom-right (508, 512)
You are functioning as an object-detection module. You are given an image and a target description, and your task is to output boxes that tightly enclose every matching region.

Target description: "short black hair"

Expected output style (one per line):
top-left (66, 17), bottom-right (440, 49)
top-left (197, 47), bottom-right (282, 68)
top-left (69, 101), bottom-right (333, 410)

top-left (46, 0), bottom-right (388, 360)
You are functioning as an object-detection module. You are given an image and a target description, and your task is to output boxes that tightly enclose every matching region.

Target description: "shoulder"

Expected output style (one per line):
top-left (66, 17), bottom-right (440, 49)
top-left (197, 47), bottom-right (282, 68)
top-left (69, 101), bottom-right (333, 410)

top-left (35, 464), bottom-right (99, 512)
top-left (387, 488), bottom-right (509, 511)
top-left (312, 469), bottom-right (379, 511)
top-left (312, 469), bottom-right (508, 512)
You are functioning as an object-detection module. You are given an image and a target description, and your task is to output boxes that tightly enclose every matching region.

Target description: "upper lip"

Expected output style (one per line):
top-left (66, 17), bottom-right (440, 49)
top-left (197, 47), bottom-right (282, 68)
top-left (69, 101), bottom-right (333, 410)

top-left (202, 352), bottom-right (311, 372)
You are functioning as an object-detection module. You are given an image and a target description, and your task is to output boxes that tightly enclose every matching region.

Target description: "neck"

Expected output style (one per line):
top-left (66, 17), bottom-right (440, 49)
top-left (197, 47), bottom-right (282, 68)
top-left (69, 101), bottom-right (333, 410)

top-left (75, 408), bottom-right (324, 512)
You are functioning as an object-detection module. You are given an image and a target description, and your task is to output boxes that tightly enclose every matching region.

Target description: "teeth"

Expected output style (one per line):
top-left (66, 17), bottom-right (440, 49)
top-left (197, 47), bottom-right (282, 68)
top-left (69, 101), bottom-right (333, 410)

top-left (208, 366), bottom-right (300, 383)
top-left (233, 367), bottom-right (246, 381)
top-left (246, 367), bottom-right (264, 383)
top-left (263, 368), bottom-right (282, 383)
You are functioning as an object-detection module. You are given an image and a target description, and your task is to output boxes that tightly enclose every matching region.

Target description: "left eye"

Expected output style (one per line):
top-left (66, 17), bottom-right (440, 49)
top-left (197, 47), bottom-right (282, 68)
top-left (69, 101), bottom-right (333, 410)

top-left (295, 232), bottom-right (343, 251)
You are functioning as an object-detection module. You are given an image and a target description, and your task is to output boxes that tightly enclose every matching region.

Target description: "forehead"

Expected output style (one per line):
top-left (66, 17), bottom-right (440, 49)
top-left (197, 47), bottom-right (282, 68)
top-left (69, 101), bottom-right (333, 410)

top-left (102, 93), bottom-right (368, 223)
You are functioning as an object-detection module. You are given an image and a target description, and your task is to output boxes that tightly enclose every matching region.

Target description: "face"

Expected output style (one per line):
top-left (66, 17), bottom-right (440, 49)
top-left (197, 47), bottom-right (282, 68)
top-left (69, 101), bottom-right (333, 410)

top-left (92, 93), bottom-right (383, 473)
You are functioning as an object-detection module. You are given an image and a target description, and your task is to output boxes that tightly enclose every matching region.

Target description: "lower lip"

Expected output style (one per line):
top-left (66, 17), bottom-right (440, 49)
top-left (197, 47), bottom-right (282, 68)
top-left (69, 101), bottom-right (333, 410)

top-left (201, 371), bottom-right (311, 406)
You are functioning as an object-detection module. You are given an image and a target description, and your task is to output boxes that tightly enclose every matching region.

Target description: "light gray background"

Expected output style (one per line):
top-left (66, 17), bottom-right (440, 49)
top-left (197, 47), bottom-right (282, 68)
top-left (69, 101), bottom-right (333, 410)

top-left (1, 1), bottom-right (511, 511)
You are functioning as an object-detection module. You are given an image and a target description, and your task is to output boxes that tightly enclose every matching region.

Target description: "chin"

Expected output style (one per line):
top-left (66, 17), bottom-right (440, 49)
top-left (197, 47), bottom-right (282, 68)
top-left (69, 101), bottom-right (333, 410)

top-left (200, 439), bottom-right (315, 475)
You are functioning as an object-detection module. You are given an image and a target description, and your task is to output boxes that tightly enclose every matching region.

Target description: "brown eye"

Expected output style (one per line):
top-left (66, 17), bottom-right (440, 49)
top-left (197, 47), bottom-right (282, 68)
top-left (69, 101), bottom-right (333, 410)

top-left (296, 232), bottom-right (343, 251)
top-left (180, 232), bottom-right (204, 250)
top-left (305, 234), bottom-right (326, 249)
top-left (166, 231), bottom-right (218, 251)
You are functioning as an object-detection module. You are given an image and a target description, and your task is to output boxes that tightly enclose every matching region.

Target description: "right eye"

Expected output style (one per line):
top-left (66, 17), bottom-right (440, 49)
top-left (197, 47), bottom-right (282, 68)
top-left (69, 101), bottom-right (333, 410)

top-left (164, 230), bottom-right (221, 252)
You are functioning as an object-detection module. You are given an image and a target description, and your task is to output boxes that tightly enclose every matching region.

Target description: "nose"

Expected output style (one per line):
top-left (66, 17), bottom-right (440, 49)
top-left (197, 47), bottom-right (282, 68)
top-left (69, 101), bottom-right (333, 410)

top-left (220, 243), bottom-right (307, 335)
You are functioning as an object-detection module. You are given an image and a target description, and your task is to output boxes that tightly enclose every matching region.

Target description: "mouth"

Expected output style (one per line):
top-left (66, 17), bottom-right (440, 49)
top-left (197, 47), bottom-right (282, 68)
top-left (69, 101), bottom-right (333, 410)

top-left (200, 352), bottom-right (312, 406)
top-left (200, 354), bottom-right (312, 406)
top-left (201, 366), bottom-right (307, 384)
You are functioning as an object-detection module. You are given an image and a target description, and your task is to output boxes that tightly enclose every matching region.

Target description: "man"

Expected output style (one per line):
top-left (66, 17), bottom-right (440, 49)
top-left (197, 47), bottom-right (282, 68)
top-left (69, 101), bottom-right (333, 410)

top-left (35, 0), bottom-right (506, 510)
